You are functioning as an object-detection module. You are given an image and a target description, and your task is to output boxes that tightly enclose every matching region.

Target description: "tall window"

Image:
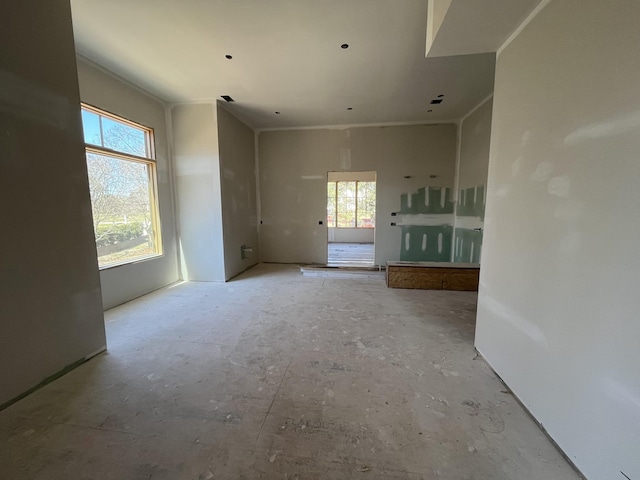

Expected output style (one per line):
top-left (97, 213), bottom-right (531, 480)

top-left (327, 181), bottom-right (376, 228)
top-left (81, 105), bottom-right (162, 268)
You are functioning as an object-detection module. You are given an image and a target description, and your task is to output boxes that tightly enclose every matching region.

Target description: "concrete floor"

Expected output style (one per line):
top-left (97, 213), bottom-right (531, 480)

top-left (0, 264), bottom-right (579, 479)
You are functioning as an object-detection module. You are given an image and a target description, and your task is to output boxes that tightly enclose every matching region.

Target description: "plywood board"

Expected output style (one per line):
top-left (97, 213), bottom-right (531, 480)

top-left (386, 263), bottom-right (479, 291)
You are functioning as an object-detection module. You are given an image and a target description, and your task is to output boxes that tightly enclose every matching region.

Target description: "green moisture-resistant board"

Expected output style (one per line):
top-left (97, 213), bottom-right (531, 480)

top-left (400, 187), bottom-right (454, 215)
top-left (453, 228), bottom-right (483, 263)
top-left (399, 225), bottom-right (452, 262)
top-left (456, 185), bottom-right (485, 218)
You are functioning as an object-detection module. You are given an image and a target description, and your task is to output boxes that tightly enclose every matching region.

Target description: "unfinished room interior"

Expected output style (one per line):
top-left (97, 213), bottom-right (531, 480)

top-left (1, 0), bottom-right (638, 478)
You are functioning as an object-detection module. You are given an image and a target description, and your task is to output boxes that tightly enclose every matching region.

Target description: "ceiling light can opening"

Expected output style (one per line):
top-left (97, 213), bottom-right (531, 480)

top-left (341, 43), bottom-right (349, 49)
top-left (275, 111), bottom-right (280, 115)
top-left (225, 54), bottom-right (232, 59)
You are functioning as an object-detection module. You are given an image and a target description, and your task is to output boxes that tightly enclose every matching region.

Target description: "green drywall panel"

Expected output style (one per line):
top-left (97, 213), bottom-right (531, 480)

top-left (456, 185), bottom-right (485, 218)
top-left (399, 225), bottom-right (452, 262)
top-left (453, 228), bottom-right (483, 263)
top-left (400, 187), bottom-right (454, 215)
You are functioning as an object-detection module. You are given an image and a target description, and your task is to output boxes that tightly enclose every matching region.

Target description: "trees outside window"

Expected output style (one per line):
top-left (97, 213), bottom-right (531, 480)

top-left (81, 105), bottom-right (162, 268)
top-left (327, 181), bottom-right (376, 228)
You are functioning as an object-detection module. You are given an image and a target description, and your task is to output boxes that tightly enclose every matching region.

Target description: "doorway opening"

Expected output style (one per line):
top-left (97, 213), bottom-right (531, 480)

top-left (327, 171), bottom-right (376, 266)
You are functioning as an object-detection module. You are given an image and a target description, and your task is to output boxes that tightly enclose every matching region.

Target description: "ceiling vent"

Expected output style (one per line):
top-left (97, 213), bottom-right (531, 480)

top-left (430, 99), bottom-right (443, 105)
top-left (221, 95), bottom-right (235, 102)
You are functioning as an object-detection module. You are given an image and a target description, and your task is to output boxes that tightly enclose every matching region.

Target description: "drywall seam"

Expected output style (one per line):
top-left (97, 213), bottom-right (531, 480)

top-left (210, 102), bottom-right (229, 282)
top-left (256, 120), bottom-right (457, 133)
top-left (425, 0), bottom-right (435, 55)
top-left (75, 53), bottom-right (167, 105)
top-left (496, 0), bottom-right (552, 57)
top-left (254, 130), bottom-right (262, 262)
top-left (164, 104), bottom-right (183, 280)
top-left (459, 93), bottom-right (494, 124)
top-left (214, 100), bottom-right (259, 131)
top-left (451, 120), bottom-right (462, 261)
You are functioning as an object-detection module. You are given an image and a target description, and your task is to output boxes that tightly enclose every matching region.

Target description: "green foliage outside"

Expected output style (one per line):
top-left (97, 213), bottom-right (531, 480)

top-left (327, 181), bottom-right (376, 228)
top-left (95, 223), bottom-right (144, 247)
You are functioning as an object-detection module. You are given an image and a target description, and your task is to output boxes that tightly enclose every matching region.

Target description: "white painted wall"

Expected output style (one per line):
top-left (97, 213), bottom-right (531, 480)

top-left (217, 103), bottom-right (259, 280)
top-left (476, 2), bottom-right (640, 478)
top-left (76, 59), bottom-right (180, 309)
top-left (171, 103), bottom-right (225, 281)
top-left (0, 0), bottom-right (105, 406)
top-left (258, 125), bottom-right (456, 265)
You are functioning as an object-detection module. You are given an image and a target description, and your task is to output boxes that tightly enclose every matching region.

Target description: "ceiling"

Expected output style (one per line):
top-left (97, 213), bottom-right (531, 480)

top-left (427, 0), bottom-right (542, 57)
top-left (69, 0), bottom-right (525, 129)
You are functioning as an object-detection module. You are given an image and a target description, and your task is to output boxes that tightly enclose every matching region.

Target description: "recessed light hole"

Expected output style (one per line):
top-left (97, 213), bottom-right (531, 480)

top-left (225, 54), bottom-right (233, 59)
top-left (275, 111), bottom-right (280, 115)
top-left (347, 107), bottom-right (353, 110)
top-left (437, 94), bottom-right (444, 98)
top-left (428, 109), bottom-right (433, 112)
top-left (341, 43), bottom-right (349, 49)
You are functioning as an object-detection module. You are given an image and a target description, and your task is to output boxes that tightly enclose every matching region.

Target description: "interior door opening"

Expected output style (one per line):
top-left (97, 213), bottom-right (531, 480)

top-left (326, 171), bottom-right (376, 266)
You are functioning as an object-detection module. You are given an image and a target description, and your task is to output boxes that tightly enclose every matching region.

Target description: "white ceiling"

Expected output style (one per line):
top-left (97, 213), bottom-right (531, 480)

top-left (70, 0), bottom-right (502, 129)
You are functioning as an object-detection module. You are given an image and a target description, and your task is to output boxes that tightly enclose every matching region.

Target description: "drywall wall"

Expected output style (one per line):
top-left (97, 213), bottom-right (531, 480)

top-left (216, 103), bottom-right (259, 280)
top-left (475, 1), bottom-right (640, 478)
top-left (327, 171), bottom-right (377, 182)
top-left (258, 125), bottom-right (456, 265)
top-left (0, 0), bottom-right (106, 407)
top-left (328, 228), bottom-right (375, 243)
top-left (171, 103), bottom-right (225, 281)
top-left (76, 59), bottom-right (179, 309)
top-left (453, 96), bottom-right (492, 263)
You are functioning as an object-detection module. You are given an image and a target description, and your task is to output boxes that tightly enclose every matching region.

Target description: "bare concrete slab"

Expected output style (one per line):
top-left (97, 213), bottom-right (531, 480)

top-left (0, 264), bottom-right (580, 479)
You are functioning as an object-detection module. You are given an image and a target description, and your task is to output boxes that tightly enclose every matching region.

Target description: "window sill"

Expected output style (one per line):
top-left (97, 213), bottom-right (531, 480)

top-left (98, 252), bottom-right (164, 271)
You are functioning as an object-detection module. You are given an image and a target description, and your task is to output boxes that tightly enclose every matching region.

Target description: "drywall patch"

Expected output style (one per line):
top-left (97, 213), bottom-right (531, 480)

top-left (530, 161), bottom-right (555, 182)
top-left (548, 175), bottom-right (571, 197)
top-left (512, 156), bottom-right (524, 177)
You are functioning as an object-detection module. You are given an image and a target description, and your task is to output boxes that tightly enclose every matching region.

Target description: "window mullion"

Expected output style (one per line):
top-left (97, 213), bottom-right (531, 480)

top-left (99, 116), bottom-right (105, 148)
top-left (86, 145), bottom-right (154, 165)
top-left (336, 181), bottom-right (340, 228)
top-left (355, 181), bottom-right (358, 229)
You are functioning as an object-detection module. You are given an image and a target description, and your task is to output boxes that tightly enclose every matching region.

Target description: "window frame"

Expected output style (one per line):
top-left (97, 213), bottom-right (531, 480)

top-left (328, 180), bottom-right (376, 229)
top-left (81, 103), bottom-right (163, 270)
